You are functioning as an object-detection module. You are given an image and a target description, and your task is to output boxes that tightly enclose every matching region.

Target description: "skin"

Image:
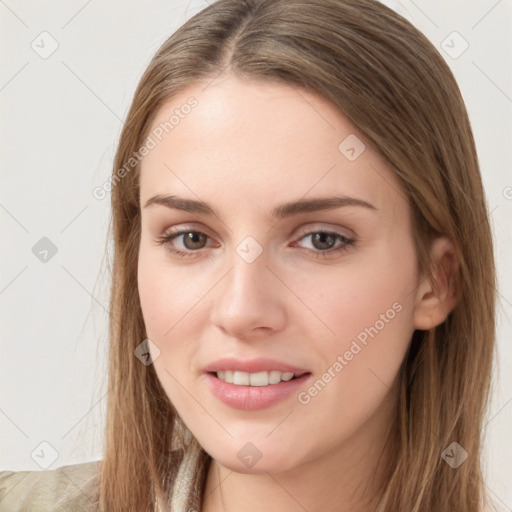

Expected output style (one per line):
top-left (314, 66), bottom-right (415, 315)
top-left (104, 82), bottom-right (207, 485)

top-left (137, 73), bottom-right (457, 511)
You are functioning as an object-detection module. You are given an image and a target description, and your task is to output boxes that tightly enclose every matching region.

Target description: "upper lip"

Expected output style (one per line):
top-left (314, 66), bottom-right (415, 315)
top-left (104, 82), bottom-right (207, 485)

top-left (203, 357), bottom-right (310, 376)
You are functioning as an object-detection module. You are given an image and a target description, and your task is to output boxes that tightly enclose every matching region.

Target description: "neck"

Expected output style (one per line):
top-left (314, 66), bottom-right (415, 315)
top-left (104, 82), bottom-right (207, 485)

top-left (202, 389), bottom-right (397, 512)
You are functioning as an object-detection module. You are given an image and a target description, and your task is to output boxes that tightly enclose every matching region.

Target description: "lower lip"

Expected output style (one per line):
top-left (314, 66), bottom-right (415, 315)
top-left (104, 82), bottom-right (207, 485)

top-left (203, 372), bottom-right (312, 410)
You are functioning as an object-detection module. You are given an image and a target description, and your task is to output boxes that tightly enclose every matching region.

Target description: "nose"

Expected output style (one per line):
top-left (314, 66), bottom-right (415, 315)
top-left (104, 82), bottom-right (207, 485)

top-left (210, 244), bottom-right (287, 340)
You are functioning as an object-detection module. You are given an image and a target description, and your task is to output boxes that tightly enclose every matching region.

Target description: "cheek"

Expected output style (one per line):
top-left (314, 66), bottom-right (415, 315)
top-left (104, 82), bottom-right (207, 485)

top-left (136, 246), bottom-right (220, 407)
top-left (137, 257), bottom-right (169, 338)
top-left (293, 242), bottom-right (416, 350)
top-left (302, 242), bottom-right (417, 419)
top-left (137, 246), bottom-right (208, 339)
top-left (137, 250), bottom-right (200, 403)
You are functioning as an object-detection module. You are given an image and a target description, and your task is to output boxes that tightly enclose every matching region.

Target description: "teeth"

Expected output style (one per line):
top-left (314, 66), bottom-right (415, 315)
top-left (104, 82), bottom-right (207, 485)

top-left (233, 371), bottom-right (250, 385)
top-left (215, 370), bottom-right (298, 386)
top-left (269, 370), bottom-right (281, 384)
top-left (250, 371), bottom-right (268, 386)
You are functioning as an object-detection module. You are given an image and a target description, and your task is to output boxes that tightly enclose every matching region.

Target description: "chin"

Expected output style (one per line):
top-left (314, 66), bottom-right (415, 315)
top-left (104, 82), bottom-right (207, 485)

top-left (205, 440), bottom-right (304, 475)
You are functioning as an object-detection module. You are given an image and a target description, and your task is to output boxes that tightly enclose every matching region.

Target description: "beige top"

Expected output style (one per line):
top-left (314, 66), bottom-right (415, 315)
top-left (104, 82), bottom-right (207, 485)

top-left (0, 447), bottom-right (209, 512)
top-left (0, 460), bottom-right (101, 512)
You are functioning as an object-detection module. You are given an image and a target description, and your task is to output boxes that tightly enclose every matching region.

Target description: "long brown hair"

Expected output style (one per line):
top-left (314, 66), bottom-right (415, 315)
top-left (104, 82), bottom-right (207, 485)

top-left (99, 0), bottom-right (497, 510)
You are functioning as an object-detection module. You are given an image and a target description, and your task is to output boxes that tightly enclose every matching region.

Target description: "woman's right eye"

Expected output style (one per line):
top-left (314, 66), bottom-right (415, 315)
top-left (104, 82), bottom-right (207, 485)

top-left (155, 230), bottom-right (212, 258)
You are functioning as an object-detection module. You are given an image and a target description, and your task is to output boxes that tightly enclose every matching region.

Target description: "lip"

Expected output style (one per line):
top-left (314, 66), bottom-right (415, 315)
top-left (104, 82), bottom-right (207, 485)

top-left (203, 357), bottom-right (310, 375)
top-left (203, 373), bottom-right (312, 410)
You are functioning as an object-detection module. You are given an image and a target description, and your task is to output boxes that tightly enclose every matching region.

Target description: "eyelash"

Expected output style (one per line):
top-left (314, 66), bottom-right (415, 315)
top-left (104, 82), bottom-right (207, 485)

top-left (154, 228), bottom-right (356, 260)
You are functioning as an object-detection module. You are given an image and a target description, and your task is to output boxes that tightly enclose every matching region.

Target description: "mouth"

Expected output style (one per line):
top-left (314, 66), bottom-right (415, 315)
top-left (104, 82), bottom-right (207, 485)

top-left (210, 370), bottom-right (308, 386)
top-left (204, 369), bottom-right (312, 410)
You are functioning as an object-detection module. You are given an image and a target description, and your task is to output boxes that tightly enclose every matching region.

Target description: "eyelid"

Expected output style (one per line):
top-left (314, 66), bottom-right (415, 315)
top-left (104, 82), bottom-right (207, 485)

top-left (157, 222), bottom-right (205, 237)
top-left (294, 222), bottom-right (355, 239)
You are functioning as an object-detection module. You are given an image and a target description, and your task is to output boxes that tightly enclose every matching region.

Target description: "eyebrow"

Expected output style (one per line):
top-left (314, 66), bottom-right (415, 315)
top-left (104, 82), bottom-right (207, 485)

top-left (143, 194), bottom-right (377, 220)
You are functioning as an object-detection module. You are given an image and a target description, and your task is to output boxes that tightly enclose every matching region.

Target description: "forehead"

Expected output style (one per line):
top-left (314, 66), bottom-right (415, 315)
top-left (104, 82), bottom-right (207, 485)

top-left (139, 74), bottom-right (406, 216)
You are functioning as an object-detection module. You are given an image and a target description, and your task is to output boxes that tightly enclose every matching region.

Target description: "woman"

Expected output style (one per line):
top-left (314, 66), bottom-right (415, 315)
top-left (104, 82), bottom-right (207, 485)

top-left (0, 0), bottom-right (499, 511)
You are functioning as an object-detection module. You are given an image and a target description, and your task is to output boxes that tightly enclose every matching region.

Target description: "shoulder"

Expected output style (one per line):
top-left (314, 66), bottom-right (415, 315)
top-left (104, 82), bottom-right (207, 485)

top-left (0, 459), bottom-right (101, 512)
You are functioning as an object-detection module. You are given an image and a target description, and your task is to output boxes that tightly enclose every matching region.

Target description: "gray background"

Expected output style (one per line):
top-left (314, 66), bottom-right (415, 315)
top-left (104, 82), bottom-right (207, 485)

top-left (1, 0), bottom-right (511, 509)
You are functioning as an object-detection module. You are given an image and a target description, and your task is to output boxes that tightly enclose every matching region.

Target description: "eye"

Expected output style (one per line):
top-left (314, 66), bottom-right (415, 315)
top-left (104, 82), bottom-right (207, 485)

top-left (293, 230), bottom-right (355, 258)
top-left (154, 228), bottom-right (356, 259)
top-left (155, 229), bottom-right (214, 258)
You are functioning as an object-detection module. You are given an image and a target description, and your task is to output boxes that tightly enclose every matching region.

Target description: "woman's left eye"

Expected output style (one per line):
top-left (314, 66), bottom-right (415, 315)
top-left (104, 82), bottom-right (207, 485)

top-left (155, 229), bottom-right (355, 259)
top-left (293, 231), bottom-right (355, 257)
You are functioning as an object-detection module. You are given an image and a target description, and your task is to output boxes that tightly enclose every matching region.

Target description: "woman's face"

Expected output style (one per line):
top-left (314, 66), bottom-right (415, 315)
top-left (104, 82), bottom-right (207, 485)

top-left (137, 74), bottom-right (421, 474)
